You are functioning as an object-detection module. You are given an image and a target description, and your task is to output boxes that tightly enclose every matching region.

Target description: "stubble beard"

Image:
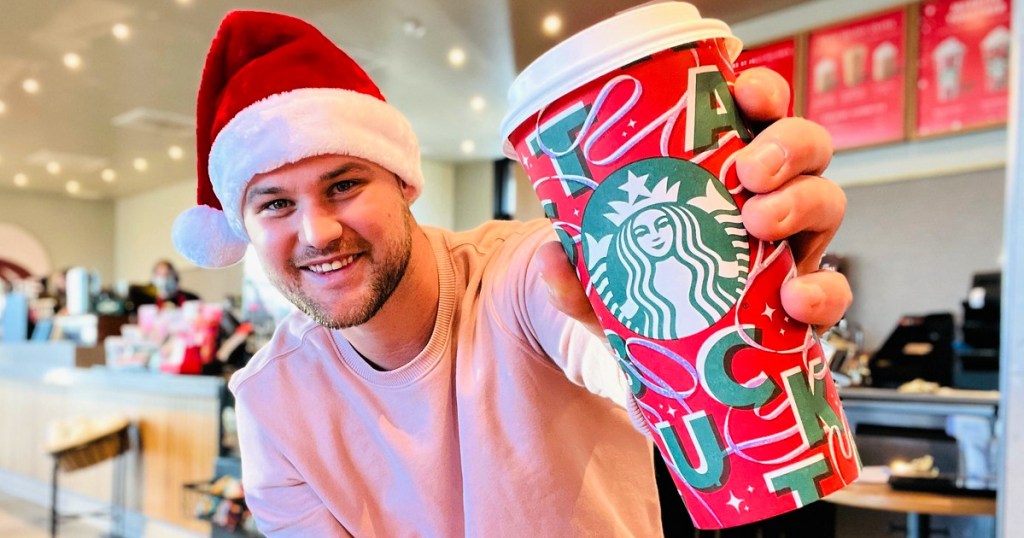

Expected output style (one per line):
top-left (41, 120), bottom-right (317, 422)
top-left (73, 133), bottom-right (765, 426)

top-left (276, 209), bottom-right (413, 329)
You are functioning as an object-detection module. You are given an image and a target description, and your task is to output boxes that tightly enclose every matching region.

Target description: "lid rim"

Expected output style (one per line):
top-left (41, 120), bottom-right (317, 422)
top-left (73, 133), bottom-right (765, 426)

top-left (500, 3), bottom-right (742, 144)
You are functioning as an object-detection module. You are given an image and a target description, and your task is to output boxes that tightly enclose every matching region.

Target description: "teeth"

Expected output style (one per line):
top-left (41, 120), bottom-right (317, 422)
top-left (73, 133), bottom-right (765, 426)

top-left (308, 255), bottom-right (357, 274)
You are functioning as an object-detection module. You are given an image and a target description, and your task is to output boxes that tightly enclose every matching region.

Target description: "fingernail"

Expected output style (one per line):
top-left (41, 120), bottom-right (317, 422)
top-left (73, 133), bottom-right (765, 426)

top-left (759, 191), bottom-right (791, 223)
top-left (751, 141), bottom-right (786, 177)
top-left (799, 281), bottom-right (826, 309)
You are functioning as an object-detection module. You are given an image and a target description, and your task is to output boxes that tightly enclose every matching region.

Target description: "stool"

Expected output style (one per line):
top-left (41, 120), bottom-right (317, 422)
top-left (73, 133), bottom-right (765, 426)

top-left (46, 417), bottom-right (135, 538)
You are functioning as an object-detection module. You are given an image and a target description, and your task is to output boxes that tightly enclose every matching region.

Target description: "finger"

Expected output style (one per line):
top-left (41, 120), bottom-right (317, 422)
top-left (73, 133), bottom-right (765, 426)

top-left (733, 67), bottom-right (791, 123)
top-left (741, 175), bottom-right (846, 274)
top-left (780, 271), bottom-right (853, 331)
top-left (535, 241), bottom-right (603, 336)
top-left (734, 117), bottom-right (834, 194)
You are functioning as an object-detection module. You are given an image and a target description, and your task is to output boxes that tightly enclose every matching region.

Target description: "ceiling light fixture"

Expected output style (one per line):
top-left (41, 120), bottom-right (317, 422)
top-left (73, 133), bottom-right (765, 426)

top-left (133, 157), bottom-right (148, 172)
top-left (469, 96), bottom-right (486, 112)
top-left (0, 100), bottom-right (6, 114)
top-left (101, 169), bottom-right (117, 182)
top-left (542, 14), bottom-right (563, 36)
top-left (168, 145), bottom-right (184, 160)
top-left (175, 0), bottom-right (194, 5)
top-left (63, 53), bottom-right (83, 70)
top-left (447, 47), bottom-right (466, 68)
top-left (22, 78), bottom-right (40, 94)
top-left (402, 18), bottom-right (426, 38)
top-left (46, 161), bottom-right (61, 175)
top-left (14, 173), bottom-right (28, 187)
top-left (460, 140), bottom-right (475, 154)
top-left (112, 23), bottom-right (131, 41)
top-left (65, 180), bottom-right (81, 194)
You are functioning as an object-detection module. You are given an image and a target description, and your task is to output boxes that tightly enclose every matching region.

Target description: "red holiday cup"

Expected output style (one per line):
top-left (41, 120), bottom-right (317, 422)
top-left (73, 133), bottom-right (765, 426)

top-left (501, 2), bottom-right (860, 529)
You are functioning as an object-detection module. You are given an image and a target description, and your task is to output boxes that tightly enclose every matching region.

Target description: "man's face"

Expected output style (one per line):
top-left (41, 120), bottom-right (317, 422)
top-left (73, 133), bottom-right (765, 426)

top-left (152, 263), bottom-right (177, 298)
top-left (242, 154), bottom-right (414, 329)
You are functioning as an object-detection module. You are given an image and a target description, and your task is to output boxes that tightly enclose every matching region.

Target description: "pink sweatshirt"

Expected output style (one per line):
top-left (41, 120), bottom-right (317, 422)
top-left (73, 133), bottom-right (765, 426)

top-left (229, 219), bottom-right (661, 537)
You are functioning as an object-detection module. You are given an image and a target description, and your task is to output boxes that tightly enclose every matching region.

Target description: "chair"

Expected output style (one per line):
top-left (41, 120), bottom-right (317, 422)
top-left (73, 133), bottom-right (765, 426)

top-left (46, 415), bottom-right (136, 538)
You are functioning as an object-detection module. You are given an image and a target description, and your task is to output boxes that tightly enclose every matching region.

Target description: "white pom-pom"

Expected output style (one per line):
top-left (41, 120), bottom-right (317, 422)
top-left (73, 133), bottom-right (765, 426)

top-left (172, 205), bottom-right (248, 268)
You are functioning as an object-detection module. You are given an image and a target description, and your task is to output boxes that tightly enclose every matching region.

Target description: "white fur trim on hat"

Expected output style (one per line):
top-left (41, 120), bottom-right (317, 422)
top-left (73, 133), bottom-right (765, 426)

top-left (172, 205), bottom-right (249, 268)
top-left (208, 87), bottom-right (424, 240)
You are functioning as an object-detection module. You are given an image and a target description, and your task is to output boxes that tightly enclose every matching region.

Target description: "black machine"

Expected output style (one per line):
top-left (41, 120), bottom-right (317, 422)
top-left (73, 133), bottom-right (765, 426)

top-left (869, 313), bottom-right (955, 388)
top-left (868, 272), bottom-right (1001, 390)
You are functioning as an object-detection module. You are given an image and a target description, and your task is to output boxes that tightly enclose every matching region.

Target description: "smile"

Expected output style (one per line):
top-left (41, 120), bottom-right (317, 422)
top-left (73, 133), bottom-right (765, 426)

top-left (305, 254), bottom-right (359, 274)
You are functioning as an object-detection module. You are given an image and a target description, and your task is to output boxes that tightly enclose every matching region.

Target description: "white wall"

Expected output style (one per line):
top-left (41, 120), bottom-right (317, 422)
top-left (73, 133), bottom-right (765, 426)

top-left (412, 159), bottom-right (456, 229)
top-left (0, 189), bottom-right (115, 280)
top-left (453, 161), bottom-right (495, 231)
top-left (113, 179), bottom-right (195, 283)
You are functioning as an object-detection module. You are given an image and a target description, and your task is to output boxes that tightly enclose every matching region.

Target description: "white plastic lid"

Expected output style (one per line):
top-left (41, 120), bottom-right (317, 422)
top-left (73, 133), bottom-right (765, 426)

top-left (500, 1), bottom-right (742, 157)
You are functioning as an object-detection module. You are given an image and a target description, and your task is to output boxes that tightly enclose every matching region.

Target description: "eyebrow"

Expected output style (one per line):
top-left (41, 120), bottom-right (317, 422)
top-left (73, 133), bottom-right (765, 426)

top-left (320, 162), bottom-right (371, 181)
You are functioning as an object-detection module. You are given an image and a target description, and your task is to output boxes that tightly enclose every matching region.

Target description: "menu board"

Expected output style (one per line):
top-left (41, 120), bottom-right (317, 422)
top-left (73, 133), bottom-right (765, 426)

top-left (734, 38), bottom-right (798, 117)
top-left (805, 9), bottom-right (908, 150)
top-left (915, 0), bottom-right (1011, 137)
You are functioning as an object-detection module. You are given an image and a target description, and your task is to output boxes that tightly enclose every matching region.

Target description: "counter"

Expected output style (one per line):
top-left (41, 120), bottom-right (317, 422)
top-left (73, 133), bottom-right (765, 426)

top-left (0, 342), bottom-right (222, 535)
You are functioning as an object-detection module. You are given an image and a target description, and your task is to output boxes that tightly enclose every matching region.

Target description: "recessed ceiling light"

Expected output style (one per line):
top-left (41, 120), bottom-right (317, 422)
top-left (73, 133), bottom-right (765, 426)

top-left (133, 157), bottom-right (148, 171)
top-left (14, 173), bottom-right (28, 187)
top-left (46, 161), bottom-right (61, 175)
top-left (175, 0), bottom-right (193, 5)
top-left (168, 145), bottom-right (184, 160)
top-left (469, 96), bottom-right (486, 112)
top-left (0, 100), bottom-right (6, 114)
top-left (65, 180), bottom-right (81, 194)
top-left (542, 14), bottom-right (563, 36)
top-left (112, 23), bottom-right (131, 41)
top-left (460, 140), bottom-right (475, 154)
top-left (63, 53), bottom-right (83, 70)
top-left (447, 47), bottom-right (466, 68)
top-left (402, 18), bottom-right (426, 38)
top-left (22, 78), bottom-right (40, 94)
top-left (101, 168), bottom-right (117, 182)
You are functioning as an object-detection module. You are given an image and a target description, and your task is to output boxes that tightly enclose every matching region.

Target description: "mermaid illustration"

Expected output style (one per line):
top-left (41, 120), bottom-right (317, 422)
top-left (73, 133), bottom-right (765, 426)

top-left (585, 160), bottom-right (749, 340)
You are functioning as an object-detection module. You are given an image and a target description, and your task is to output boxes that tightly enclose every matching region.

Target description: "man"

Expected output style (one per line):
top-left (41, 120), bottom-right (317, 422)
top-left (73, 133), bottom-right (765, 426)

top-left (172, 11), bottom-right (850, 537)
top-left (149, 259), bottom-right (200, 308)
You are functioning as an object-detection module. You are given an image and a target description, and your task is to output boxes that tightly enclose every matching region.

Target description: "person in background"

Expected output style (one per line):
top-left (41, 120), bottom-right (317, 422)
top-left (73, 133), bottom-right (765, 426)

top-left (170, 11), bottom-right (851, 537)
top-left (149, 259), bottom-right (199, 308)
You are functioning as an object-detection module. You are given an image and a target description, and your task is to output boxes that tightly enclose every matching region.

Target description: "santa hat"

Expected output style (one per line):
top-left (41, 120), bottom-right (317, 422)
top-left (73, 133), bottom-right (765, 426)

top-left (172, 11), bottom-right (423, 268)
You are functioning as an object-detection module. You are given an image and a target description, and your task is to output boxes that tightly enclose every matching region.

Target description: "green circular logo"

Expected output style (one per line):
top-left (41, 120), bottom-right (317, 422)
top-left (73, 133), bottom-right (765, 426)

top-left (582, 157), bottom-right (749, 340)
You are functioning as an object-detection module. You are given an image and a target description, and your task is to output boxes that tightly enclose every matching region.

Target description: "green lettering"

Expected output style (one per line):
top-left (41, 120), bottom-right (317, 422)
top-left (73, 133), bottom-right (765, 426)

top-left (606, 333), bottom-right (645, 398)
top-left (656, 412), bottom-right (728, 491)
top-left (782, 361), bottom-right (844, 447)
top-left (528, 103), bottom-right (591, 198)
top-left (765, 454), bottom-right (832, 507)
top-left (686, 66), bottom-right (752, 153)
top-left (699, 326), bottom-right (777, 409)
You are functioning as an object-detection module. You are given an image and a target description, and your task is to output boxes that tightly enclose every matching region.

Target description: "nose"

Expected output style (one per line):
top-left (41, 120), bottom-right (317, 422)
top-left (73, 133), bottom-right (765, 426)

top-left (299, 205), bottom-right (344, 249)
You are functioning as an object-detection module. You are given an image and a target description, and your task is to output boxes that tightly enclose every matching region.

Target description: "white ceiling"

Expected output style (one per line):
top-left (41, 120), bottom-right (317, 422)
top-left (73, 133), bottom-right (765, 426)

top-left (0, 0), bottom-right (810, 201)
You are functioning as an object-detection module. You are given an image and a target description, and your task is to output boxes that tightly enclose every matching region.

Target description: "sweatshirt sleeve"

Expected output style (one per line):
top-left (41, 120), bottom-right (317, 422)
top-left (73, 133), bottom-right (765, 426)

top-left (234, 391), bottom-right (354, 537)
top-left (508, 221), bottom-right (651, 435)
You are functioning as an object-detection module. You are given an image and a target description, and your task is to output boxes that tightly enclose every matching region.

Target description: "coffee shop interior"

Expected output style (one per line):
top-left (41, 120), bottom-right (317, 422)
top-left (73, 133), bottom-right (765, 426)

top-left (2, 0), bottom-right (1023, 536)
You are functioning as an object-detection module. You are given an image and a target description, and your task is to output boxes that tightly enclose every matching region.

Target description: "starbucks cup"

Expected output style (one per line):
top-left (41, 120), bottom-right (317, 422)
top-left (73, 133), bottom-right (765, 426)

top-left (500, 1), bottom-right (860, 529)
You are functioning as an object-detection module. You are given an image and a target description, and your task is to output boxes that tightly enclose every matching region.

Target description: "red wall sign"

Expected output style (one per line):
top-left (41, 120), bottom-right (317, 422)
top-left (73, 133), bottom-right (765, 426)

top-left (916, 0), bottom-right (1011, 137)
top-left (735, 38), bottom-right (798, 117)
top-left (805, 9), bottom-right (908, 150)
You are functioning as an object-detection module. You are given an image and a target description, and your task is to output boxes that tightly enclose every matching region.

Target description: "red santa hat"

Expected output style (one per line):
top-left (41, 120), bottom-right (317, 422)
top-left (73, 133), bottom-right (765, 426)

top-left (172, 10), bottom-right (423, 268)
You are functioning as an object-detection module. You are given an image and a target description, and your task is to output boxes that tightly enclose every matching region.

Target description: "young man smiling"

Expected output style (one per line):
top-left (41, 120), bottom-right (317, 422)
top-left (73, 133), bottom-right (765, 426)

top-left (173, 11), bottom-right (851, 537)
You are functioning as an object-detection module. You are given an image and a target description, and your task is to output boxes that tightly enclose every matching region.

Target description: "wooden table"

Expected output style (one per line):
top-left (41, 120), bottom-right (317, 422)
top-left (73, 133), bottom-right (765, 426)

top-left (824, 481), bottom-right (996, 538)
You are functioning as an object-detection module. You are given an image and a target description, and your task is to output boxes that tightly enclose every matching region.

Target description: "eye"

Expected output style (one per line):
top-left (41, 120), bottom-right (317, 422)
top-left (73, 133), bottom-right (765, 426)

top-left (635, 227), bottom-right (649, 237)
top-left (330, 179), bottom-right (359, 195)
top-left (260, 199), bottom-right (292, 213)
top-left (655, 216), bottom-right (671, 230)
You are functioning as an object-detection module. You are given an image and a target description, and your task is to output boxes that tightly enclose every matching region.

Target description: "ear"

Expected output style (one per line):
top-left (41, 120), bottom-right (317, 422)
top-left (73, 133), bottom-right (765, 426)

top-left (397, 175), bottom-right (416, 202)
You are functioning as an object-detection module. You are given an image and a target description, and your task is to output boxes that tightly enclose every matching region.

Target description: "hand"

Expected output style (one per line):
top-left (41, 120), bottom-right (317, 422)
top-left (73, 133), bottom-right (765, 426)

top-left (538, 67), bottom-right (851, 337)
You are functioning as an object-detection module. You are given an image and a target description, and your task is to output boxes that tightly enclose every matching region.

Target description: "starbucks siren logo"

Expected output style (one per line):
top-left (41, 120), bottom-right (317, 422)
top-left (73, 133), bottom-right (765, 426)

top-left (582, 157), bottom-right (749, 340)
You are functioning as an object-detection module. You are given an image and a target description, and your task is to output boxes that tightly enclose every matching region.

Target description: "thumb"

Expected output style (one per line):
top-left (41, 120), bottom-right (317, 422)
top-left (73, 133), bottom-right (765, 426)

top-left (536, 241), bottom-right (603, 338)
